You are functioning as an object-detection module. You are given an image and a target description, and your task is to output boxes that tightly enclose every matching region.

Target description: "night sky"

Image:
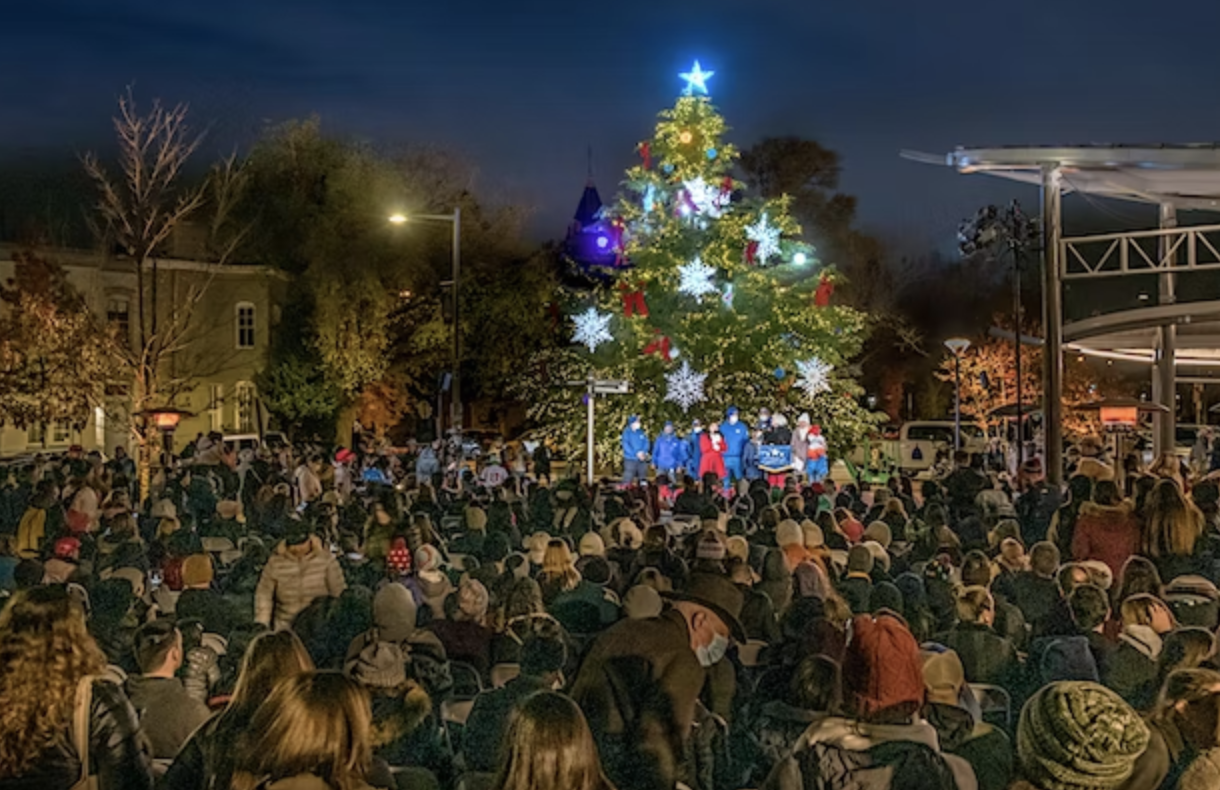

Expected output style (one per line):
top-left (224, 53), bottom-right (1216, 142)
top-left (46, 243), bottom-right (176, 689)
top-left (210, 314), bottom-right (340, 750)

top-left (5, 0), bottom-right (1220, 249)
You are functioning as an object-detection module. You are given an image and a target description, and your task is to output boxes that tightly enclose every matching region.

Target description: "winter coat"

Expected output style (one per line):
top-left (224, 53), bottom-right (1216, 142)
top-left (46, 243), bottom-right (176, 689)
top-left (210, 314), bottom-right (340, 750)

top-left (763, 715), bottom-right (978, 790)
top-left (1015, 483), bottom-right (1063, 547)
top-left (415, 448), bottom-right (440, 481)
top-left (1104, 625), bottom-right (1161, 709)
top-left (744, 441), bottom-right (763, 480)
top-left (746, 703), bottom-right (829, 786)
top-left (0, 678), bottom-right (154, 790)
top-left (722, 419), bottom-right (749, 459)
top-left (464, 675), bottom-right (553, 772)
top-left (922, 703), bottom-right (1013, 790)
top-left (700, 432), bottom-right (727, 479)
top-left (124, 675), bottom-right (212, 760)
top-left (687, 429), bottom-right (704, 475)
top-left (652, 432), bottom-right (688, 471)
top-left (1008, 572), bottom-right (1061, 631)
top-left (622, 424), bottom-right (650, 462)
top-left (791, 428), bottom-right (811, 465)
top-left (1070, 501), bottom-right (1141, 579)
top-left (937, 622), bottom-right (1021, 688)
top-left (181, 632), bottom-right (228, 705)
top-left (254, 536), bottom-right (347, 630)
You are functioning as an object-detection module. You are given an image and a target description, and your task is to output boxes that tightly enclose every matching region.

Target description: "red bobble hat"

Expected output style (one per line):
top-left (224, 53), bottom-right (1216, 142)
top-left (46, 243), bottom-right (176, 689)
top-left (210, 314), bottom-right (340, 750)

top-left (388, 537), bottom-right (413, 575)
top-left (843, 613), bottom-right (926, 718)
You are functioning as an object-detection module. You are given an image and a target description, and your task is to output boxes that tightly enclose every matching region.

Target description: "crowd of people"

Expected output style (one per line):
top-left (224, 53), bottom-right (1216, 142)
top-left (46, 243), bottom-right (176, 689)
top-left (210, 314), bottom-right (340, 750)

top-left (1, 422), bottom-right (1219, 790)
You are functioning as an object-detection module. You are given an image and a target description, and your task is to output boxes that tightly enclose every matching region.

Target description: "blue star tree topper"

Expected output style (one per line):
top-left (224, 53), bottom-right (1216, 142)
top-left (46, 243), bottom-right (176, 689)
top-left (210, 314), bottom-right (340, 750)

top-left (679, 61), bottom-right (715, 96)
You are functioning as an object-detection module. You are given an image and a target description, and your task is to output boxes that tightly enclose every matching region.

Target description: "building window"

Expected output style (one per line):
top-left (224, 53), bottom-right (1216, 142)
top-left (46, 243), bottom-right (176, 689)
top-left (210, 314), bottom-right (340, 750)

top-left (209, 384), bottom-right (224, 433)
top-left (235, 382), bottom-right (256, 433)
top-left (107, 297), bottom-right (130, 346)
top-left (27, 422), bottom-right (73, 447)
top-left (236, 303), bottom-right (256, 349)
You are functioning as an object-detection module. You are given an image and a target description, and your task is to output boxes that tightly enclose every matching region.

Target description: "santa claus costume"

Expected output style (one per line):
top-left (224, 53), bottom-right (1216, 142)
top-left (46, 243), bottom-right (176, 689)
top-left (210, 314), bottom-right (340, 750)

top-left (806, 424), bottom-right (829, 483)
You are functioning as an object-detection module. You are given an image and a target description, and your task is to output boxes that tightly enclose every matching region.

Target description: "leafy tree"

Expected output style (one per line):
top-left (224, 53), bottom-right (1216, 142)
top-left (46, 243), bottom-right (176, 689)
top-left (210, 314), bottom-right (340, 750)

top-left (0, 250), bottom-right (120, 433)
top-left (254, 353), bottom-right (342, 441)
top-left (517, 71), bottom-right (879, 468)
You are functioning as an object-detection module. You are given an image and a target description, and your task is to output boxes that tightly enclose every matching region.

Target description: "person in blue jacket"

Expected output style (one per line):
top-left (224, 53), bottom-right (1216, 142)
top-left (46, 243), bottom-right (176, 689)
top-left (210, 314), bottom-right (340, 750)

top-left (651, 421), bottom-right (686, 482)
top-left (721, 406), bottom-right (749, 484)
top-left (743, 428), bottom-right (764, 481)
top-left (621, 415), bottom-right (650, 486)
top-left (686, 418), bottom-right (704, 480)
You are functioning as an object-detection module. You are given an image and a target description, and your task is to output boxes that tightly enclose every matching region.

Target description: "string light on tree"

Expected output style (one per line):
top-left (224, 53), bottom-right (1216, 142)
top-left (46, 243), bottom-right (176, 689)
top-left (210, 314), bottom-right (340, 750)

top-left (679, 60), bottom-right (715, 95)
top-left (664, 360), bottom-right (708, 412)
top-left (678, 256), bottom-right (717, 299)
top-left (746, 212), bottom-right (782, 265)
top-left (795, 357), bottom-right (834, 398)
top-left (572, 307), bottom-right (613, 353)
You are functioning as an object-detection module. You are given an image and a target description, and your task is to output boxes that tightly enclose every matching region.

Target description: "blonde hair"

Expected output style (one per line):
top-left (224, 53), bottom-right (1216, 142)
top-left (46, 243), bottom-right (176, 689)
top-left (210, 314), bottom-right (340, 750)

top-left (955, 586), bottom-right (994, 624)
top-left (0, 586), bottom-right (107, 778)
top-left (1144, 479), bottom-right (1204, 558)
top-left (494, 691), bottom-right (614, 790)
top-left (230, 672), bottom-right (373, 790)
top-left (228, 630), bottom-right (315, 721)
top-left (540, 540), bottom-right (580, 593)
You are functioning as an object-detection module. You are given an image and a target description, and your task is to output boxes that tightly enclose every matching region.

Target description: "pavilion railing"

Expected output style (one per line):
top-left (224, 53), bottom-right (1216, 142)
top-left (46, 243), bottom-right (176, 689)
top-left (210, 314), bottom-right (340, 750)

top-left (1061, 223), bottom-right (1220, 280)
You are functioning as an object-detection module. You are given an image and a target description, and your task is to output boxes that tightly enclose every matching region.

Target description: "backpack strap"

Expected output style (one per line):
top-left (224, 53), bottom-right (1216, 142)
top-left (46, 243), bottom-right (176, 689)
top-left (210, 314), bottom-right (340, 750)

top-left (72, 675), bottom-right (95, 787)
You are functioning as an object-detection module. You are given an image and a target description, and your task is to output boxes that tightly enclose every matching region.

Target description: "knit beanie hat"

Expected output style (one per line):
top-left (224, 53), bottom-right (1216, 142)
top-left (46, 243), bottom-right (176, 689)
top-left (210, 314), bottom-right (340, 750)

top-left (801, 520), bottom-right (825, 549)
top-left (847, 544), bottom-right (875, 575)
top-left (623, 584), bottom-right (664, 619)
top-left (181, 554), bottom-right (214, 588)
top-left (921, 648), bottom-right (965, 698)
top-left (348, 641), bottom-right (407, 689)
top-left (843, 613), bottom-right (925, 717)
top-left (776, 519), bottom-right (804, 548)
top-left (457, 579), bottom-right (490, 622)
top-left (870, 581), bottom-right (904, 615)
top-left (1180, 749), bottom-right (1220, 790)
top-left (415, 544), bottom-right (443, 573)
top-left (726, 535), bottom-right (750, 563)
top-left (863, 521), bottom-right (893, 549)
top-left (373, 583), bottom-right (417, 643)
top-left (863, 540), bottom-right (891, 573)
top-left (579, 532), bottom-right (606, 558)
top-left (696, 532), bottom-right (727, 561)
top-left (577, 555), bottom-right (612, 586)
top-left (1017, 681), bottom-right (1149, 790)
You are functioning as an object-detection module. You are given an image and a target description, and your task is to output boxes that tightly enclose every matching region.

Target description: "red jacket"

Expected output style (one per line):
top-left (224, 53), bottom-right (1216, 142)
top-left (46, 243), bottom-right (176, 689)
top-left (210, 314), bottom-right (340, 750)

top-left (699, 431), bottom-right (727, 479)
top-left (1072, 501), bottom-right (1141, 579)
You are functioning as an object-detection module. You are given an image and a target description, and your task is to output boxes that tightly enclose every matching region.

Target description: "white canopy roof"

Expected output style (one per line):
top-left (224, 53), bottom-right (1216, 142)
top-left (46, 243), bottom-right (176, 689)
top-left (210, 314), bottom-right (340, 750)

top-left (902, 145), bottom-right (1220, 210)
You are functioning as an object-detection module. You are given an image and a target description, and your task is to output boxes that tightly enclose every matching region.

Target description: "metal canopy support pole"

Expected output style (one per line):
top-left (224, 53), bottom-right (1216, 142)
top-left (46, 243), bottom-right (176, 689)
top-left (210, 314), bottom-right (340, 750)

top-left (1042, 164), bottom-right (1065, 485)
top-left (1154, 202), bottom-right (1178, 458)
top-left (586, 374), bottom-right (595, 485)
top-left (451, 207), bottom-right (463, 437)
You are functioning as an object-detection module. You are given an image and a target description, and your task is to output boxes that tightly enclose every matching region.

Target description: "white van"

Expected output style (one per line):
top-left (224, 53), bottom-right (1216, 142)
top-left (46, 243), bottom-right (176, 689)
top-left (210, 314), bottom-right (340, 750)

top-left (899, 421), bottom-right (987, 474)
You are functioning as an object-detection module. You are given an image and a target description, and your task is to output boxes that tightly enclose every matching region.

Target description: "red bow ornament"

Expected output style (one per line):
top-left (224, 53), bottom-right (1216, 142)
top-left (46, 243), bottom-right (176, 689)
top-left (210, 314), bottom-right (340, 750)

top-left (619, 281), bottom-right (649, 318)
top-left (639, 142), bottom-right (652, 170)
top-left (814, 273), bottom-right (834, 307)
top-left (643, 330), bottom-right (671, 360)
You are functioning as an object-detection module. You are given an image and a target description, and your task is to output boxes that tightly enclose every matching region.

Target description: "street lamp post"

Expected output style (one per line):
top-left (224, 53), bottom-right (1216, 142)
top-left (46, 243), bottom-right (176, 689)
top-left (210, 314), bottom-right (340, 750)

top-left (389, 209), bottom-right (463, 439)
top-left (944, 338), bottom-right (972, 452)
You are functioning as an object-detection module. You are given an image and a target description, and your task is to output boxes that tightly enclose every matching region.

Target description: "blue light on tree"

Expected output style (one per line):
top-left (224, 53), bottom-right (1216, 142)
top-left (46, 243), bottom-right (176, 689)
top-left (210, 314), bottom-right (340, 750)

top-left (597, 236), bottom-right (610, 249)
top-left (679, 61), bottom-right (715, 96)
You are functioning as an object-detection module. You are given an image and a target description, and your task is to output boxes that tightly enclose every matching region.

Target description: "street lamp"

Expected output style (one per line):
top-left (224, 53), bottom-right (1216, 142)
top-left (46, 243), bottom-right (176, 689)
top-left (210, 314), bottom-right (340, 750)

top-left (944, 338), bottom-right (972, 452)
top-left (388, 209), bottom-right (463, 440)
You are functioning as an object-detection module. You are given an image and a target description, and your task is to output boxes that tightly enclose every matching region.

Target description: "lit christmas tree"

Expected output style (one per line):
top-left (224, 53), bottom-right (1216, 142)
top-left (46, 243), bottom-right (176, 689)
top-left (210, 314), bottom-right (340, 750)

top-left (521, 62), bottom-right (878, 465)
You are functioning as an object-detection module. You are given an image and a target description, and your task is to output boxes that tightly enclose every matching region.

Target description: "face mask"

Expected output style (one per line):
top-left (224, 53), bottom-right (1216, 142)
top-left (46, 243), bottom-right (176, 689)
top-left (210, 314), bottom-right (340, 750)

top-left (695, 632), bottom-right (731, 667)
top-left (729, 415), bottom-right (738, 424)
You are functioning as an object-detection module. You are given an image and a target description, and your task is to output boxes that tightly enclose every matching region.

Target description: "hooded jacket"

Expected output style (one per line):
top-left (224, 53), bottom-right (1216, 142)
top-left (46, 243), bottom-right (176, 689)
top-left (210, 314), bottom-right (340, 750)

top-left (652, 429), bottom-right (688, 471)
top-left (124, 675), bottom-right (212, 759)
top-left (621, 419), bottom-right (650, 461)
top-left (254, 536), bottom-right (346, 630)
top-left (722, 415), bottom-right (749, 459)
top-left (1071, 501), bottom-right (1141, 579)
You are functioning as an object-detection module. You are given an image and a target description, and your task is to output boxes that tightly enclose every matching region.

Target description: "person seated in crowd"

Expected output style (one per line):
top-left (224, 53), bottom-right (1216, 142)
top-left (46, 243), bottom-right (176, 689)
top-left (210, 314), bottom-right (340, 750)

top-left (1106, 593), bottom-right (1176, 708)
top-left (937, 586), bottom-right (1021, 689)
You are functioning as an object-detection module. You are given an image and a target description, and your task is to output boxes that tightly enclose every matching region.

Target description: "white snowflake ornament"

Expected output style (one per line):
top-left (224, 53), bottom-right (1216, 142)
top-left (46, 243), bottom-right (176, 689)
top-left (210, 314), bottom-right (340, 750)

top-left (678, 257), bottom-right (717, 299)
top-left (664, 361), bottom-right (708, 412)
top-left (572, 307), bottom-right (613, 353)
top-left (747, 212), bottom-right (782, 265)
top-left (682, 177), bottom-right (727, 218)
top-left (794, 357), bottom-right (834, 398)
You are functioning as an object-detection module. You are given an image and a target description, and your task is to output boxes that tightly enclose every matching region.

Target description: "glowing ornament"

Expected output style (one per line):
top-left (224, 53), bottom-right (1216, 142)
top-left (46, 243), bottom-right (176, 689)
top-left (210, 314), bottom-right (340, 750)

top-left (679, 131), bottom-right (693, 144)
top-left (682, 176), bottom-right (727, 218)
top-left (572, 307), bottom-right (613, 353)
top-left (793, 252), bottom-right (807, 265)
top-left (662, 163), bottom-right (674, 174)
top-left (678, 257), bottom-right (717, 299)
top-left (774, 367), bottom-right (786, 380)
top-left (679, 60), bottom-right (715, 96)
top-left (596, 236), bottom-right (609, 249)
top-left (795, 357), bottom-right (834, 398)
top-left (664, 361), bottom-right (708, 412)
top-left (746, 212), bottom-right (782, 265)
top-left (643, 184), bottom-right (657, 213)
top-left (706, 148), bottom-right (718, 160)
